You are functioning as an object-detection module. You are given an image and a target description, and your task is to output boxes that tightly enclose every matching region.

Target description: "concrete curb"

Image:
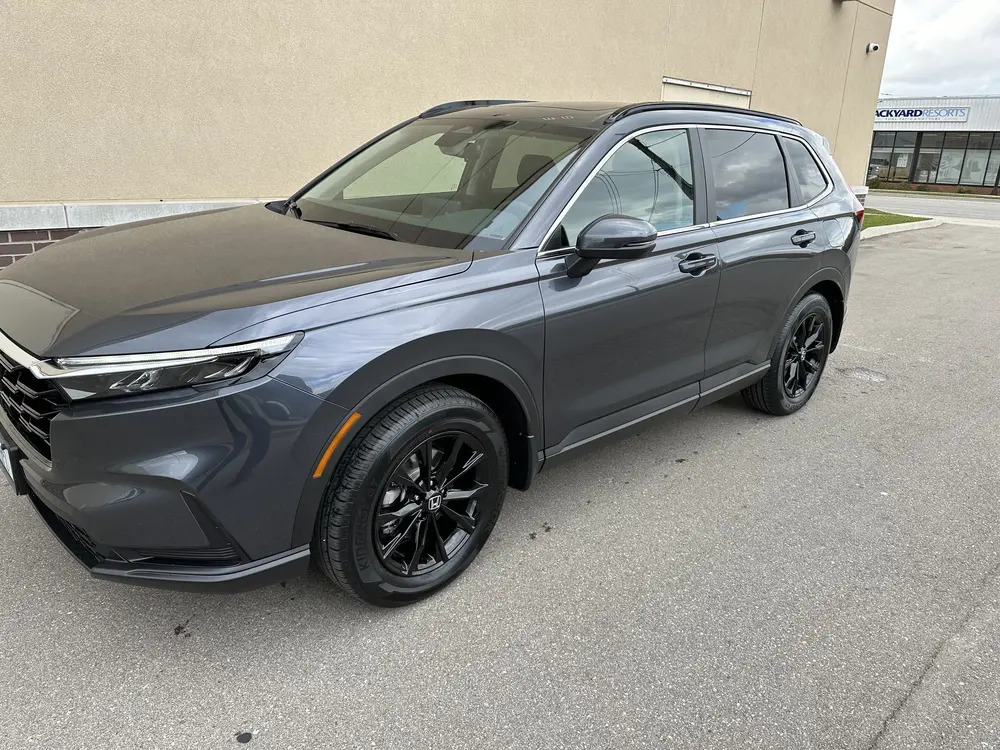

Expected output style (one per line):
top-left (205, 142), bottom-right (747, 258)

top-left (861, 219), bottom-right (942, 240)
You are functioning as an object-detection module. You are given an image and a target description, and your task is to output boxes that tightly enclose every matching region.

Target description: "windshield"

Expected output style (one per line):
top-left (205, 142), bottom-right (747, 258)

top-left (298, 117), bottom-right (593, 251)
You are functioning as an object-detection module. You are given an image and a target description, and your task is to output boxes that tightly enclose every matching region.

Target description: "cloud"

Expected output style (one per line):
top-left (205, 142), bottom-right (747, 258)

top-left (881, 0), bottom-right (1000, 97)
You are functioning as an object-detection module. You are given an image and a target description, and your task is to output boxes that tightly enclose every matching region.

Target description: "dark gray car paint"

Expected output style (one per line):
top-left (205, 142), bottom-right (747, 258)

top-left (0, 101), bottom-right (860, 585)
top-left (536, 226), bottom-right (720, 452)
top-left (0, 205), bottom-right (472, 357)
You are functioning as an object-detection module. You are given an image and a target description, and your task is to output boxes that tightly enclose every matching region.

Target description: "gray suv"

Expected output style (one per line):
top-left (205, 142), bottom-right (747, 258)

top-left (0, 101), bottom-right (863, 606)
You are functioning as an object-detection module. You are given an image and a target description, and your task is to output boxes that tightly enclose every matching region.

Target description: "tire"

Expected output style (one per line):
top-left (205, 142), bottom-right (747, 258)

top-left (313, 384), bottom-right (508, 607)
top-left (741, 293), bottom-right (833, 416)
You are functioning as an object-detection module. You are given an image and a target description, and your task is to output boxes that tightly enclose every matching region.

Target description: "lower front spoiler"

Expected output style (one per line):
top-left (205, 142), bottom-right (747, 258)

top-left (91, 546), bottom-right (311, 593)
top-left (29, 490), bottom-right (311, 593)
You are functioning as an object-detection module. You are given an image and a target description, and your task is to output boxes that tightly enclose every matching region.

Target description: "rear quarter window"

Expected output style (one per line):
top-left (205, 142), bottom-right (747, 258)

top-left (704, 129), bottom-right (789, 221)
top-left (783, 138), bottom-right (829, 204)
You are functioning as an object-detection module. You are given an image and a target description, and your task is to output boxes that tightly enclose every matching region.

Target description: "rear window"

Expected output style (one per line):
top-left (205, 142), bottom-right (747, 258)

top-left (704, 129), bottom-right (789, 221)
top-left (783, 137), bottom-right (829, 204)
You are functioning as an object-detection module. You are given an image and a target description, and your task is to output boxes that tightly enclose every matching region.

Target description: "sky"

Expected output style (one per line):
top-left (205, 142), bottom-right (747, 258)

top-left (880, 0), bottom-right (1000, 97)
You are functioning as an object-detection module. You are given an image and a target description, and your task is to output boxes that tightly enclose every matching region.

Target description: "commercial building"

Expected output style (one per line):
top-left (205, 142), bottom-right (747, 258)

top-left (1, 0), bottom-right (894, 265)
top-left (868, 96), bottom-right (1000, 193)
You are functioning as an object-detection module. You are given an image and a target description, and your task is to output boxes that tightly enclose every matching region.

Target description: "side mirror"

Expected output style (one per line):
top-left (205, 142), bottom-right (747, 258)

top-left (566, 215), bottom-right (658, 278)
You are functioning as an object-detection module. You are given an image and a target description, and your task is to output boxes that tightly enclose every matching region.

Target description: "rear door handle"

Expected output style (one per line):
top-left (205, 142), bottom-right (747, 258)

top-left (677, 252), bottom-right (717, 275)
top-left (791, 230), bottom-right (817, 247)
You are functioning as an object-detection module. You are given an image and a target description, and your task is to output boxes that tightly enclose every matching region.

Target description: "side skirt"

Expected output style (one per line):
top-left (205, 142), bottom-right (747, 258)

top-left (539, 361), bottom-right (769, 470)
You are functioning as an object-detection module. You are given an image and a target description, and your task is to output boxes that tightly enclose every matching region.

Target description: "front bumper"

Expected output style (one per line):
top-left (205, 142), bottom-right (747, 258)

top-left (28, 487), bottom-right (310, 591)
top-left (1, 375), bottom-right (347, 591)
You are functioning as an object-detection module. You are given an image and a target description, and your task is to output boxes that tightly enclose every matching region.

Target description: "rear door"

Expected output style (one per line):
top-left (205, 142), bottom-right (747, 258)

top-left (701, 127), bottom-right (831, 379)
top-left (536, 127), bottom-right (721, 454)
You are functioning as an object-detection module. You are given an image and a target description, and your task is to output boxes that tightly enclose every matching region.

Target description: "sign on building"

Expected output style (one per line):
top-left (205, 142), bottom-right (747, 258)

top-left (875, 107), bottom-right (971, 123)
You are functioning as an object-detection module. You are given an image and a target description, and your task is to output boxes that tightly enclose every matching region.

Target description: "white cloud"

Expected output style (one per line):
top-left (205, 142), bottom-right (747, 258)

top-left (881, 0), bottom-right (1000, 97)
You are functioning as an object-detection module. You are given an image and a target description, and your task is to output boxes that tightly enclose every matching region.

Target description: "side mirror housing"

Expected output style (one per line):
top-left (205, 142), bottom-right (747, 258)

top-left (566, 215), bottom-right (658, 278)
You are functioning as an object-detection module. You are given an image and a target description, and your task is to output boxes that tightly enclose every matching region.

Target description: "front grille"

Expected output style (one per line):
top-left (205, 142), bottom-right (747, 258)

top-left (0, 352), bottom-right (68, 460)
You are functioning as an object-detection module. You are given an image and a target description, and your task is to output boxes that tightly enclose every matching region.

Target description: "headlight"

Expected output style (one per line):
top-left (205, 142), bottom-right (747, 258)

top-left (30, 333), bottom-right (301, 401)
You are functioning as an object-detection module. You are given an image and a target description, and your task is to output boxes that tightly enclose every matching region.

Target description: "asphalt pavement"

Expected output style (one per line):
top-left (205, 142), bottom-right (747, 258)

top-left (3, 223), bottom-right (1000, 749)
top-left (868, 191), bottom-right (1000, 221)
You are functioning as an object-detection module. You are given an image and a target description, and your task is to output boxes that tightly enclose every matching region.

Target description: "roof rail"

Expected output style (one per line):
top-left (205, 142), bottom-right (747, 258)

top-left (606, 102), bottom-right (801, 126)
top-left (418, 100), bottom-right (531, 118)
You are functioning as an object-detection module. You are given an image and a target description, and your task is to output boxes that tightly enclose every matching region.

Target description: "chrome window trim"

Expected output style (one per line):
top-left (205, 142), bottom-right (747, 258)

top-left (536, 124), bottom-right (697, 257)
top-left (536, 121), bottom-right (835, 258)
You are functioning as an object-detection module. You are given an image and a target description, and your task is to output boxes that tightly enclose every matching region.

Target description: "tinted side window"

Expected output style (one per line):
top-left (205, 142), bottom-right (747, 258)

top-left (558, 129), bottom-right (695, 246)
top-left (704, 130), bottom-right (789, 221)
top-left (784, 138), bottom-right (828, 204)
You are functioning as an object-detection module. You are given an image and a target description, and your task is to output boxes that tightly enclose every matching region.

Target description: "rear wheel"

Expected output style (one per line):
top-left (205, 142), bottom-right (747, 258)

top-left (742, 293), bottom-right (833, 416)
top-left (314, 385), bottom-right (508, 607)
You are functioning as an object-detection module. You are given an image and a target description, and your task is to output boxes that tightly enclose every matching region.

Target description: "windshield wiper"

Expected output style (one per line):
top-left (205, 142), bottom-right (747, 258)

top-left (284, 199), bottom-right (302, 218)
top-left (305, 220), bottom-right (400, 242)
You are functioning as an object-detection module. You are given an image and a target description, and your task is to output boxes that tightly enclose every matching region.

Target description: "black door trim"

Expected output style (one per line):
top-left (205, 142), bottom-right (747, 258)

top-left (543, 383), bottom-right (700, 461)
top-left (539, 361), bottom-right (771, 468)
top-left (696, 362), bottom-right (770, 408)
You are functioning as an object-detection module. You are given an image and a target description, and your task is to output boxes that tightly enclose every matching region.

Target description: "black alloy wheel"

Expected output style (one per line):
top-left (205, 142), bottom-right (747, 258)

top-left (314, 385), bottom-right (508, 607)
top-left (782, 313), bottom-right (825, 399)
top-left (742, 292), bottom-right (833, 416)
top-left (374, 432), bottom-right (488, 577)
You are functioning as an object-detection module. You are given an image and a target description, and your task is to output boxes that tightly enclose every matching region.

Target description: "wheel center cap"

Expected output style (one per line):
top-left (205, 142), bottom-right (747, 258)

top-left (426, 493), bottom-right (443, 512)
top-left (799, 347), bottom-right (807, 359)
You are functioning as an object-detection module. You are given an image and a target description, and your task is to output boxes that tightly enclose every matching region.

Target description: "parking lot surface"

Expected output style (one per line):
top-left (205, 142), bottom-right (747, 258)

top-left (2, 223), bottom-right (1000, 749)
top-left (868, 191), bottom-right (1000, 222)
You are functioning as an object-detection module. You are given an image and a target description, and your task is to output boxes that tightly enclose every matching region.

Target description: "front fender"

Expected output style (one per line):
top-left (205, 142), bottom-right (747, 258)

top-left (286, 349), bottom-right (542, 548)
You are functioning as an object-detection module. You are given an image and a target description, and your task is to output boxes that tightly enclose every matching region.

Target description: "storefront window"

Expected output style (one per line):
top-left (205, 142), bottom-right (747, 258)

top-left (913, 150), bottom-right (941, 183)
top-left (921, 133), bottom-right (945, 150)
top-left (869, 132), bottom-right (895, 179)
top-left (969, 133), bottom-right (994, 150)
top-left (887, 131), bottom-right (916, 181)
top-left (986, 150), bottom-right (1000, 188)
top-left (937, 149), bottom-right (966, 184)
top-left (869, 130), bottom-right (1000, 188)
top-left (888, 150), bottom-right (913, 180)
top-left (944, 133), bottom-right (969, 149)
top-left (960, 149), bottom-right (991, 186)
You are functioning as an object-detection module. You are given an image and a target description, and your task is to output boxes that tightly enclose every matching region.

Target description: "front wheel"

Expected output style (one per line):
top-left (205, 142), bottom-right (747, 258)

top-left (742, 293), bottom-right (833, 416)
top-left (314, 385), bottom-right (508, 607)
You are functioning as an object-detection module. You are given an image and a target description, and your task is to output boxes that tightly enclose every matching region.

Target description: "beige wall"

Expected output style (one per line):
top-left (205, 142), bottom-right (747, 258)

top-left (0, 0), bottom-right (892, 203)
top-left (750, 0), bottom-right (893, 184)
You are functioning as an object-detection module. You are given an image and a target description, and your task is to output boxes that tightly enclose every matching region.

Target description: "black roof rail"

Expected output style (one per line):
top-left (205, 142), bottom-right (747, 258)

top-left (418, 100), bottom-right (532, 118)
top-left (606, 102), bottom-right (801, 126)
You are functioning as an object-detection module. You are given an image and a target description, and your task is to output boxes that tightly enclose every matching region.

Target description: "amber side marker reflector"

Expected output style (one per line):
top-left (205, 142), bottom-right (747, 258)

top-left (313, 412), bottom-right (362, 478)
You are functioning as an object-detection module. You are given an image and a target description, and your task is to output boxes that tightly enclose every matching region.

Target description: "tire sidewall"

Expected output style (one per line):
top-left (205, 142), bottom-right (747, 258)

top-left (342, 403), bottom-right (507, 604)
top-left (774, 295), bottom-right (833, 413)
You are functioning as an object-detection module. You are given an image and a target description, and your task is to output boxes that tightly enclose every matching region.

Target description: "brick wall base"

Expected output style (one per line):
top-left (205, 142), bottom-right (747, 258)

top-left (0, 228), bottom-right (90, 267)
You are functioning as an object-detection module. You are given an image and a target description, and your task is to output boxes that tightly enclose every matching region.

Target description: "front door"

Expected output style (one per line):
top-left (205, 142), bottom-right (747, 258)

top-left (536, 127), bottom-right (720, 454)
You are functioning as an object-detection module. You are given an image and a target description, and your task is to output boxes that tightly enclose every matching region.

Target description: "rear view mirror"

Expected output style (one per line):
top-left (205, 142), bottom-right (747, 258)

top-left (566, 215), bottom-right (658, 278)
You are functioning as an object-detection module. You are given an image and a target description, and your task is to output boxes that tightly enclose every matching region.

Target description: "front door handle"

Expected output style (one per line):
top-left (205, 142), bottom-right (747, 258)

top-left (791, 230), bottom-right (817, 247)
top-left (677, 253), bottom-right (718, 275)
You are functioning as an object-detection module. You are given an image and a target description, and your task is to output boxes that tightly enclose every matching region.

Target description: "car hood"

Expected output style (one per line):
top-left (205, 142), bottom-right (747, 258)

top-left (0, 205), bottom-right (472, 357)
